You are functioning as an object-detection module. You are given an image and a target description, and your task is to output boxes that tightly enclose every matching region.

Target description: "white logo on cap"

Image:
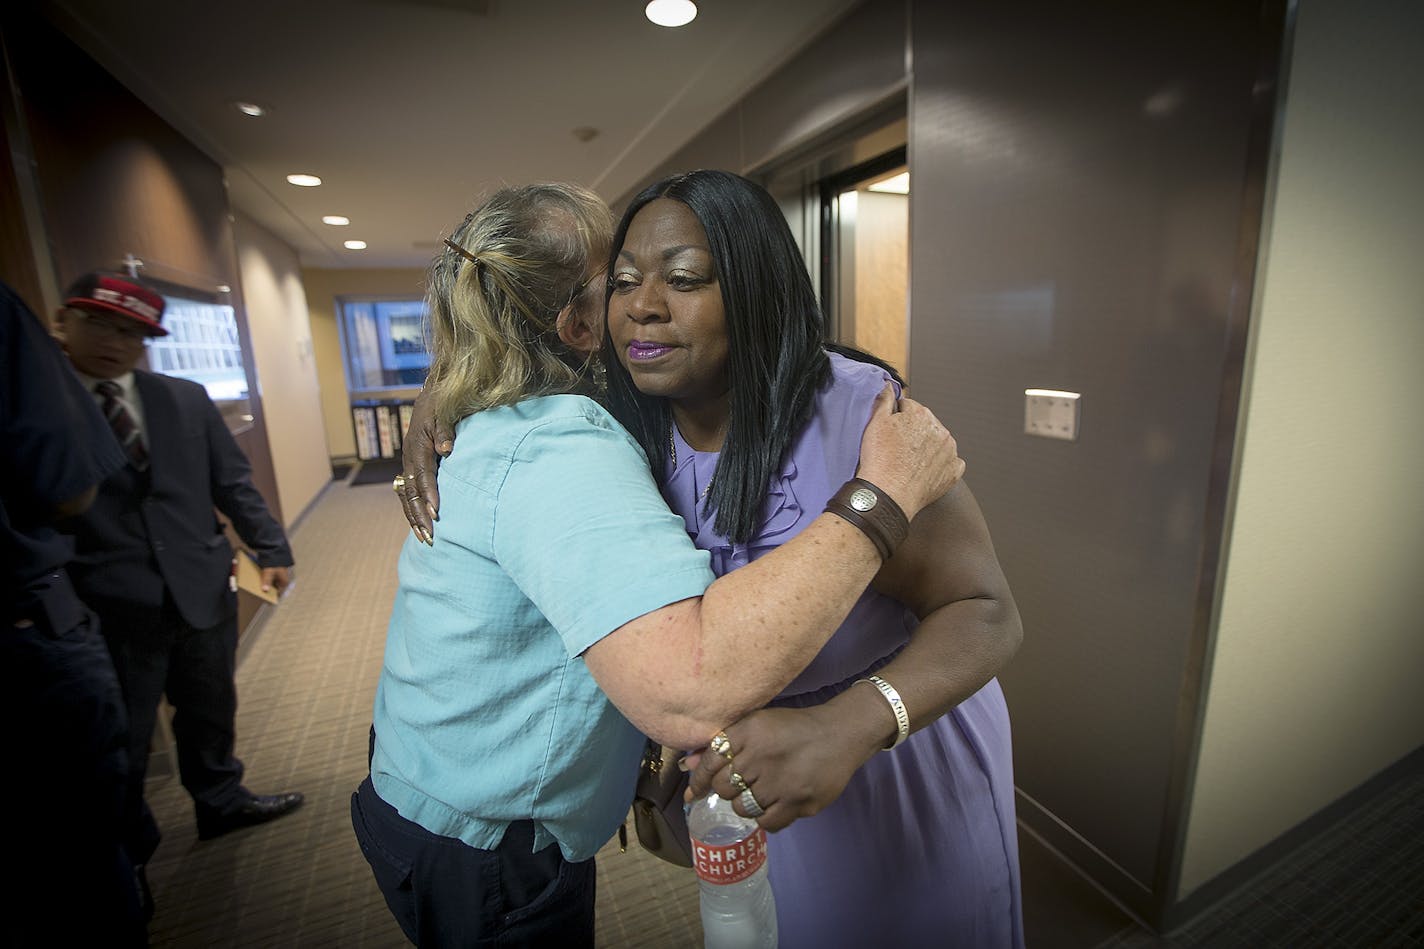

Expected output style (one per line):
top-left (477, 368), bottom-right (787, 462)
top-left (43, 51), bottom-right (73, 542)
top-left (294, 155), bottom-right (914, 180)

top-left (92, 286), bottom-right (161, 321)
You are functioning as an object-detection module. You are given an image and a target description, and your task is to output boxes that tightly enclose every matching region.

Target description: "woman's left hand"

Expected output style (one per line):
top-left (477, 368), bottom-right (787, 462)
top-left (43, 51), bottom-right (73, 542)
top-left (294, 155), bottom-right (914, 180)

top-left (397, 387), bottom-right (454, 544)
top-left (685, 703), bottom-right (882, 832)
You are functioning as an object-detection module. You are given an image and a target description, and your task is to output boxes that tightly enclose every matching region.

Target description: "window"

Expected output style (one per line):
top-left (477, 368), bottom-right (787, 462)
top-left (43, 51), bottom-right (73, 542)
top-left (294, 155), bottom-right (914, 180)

top-left (339, 298), bottom-right (430, 391)
top-left (144, 282), bottom-right (253, 432)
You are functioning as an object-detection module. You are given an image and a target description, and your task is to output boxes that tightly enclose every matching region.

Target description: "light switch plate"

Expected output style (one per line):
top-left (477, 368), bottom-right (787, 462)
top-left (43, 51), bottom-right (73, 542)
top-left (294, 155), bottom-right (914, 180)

top-left (1025, 389), bottom-right (1080, 441)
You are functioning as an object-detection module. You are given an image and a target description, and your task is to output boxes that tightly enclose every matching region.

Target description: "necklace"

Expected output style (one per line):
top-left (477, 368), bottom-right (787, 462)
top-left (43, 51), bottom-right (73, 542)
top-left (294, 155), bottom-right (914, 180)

top-left (669, 424), bottom-right (714, 501)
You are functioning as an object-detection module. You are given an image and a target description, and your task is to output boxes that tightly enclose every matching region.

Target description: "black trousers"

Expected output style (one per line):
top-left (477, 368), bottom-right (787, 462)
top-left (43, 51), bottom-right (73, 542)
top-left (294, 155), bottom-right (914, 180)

top-left (351, 777), bottom-right (596, 948)
top-left (101, 592), bottom-right (247, 856)
top-left (2, 591), bottom-right (146, 947)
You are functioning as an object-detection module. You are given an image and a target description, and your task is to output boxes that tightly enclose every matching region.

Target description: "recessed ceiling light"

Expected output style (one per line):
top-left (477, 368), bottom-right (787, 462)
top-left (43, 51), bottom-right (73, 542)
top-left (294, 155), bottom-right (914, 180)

top-left (867, 172), bottom-right (909, 194)
top-left (215, 284), bottom-right (231, 293)
top-left (286, 173), bottom-right (322, 187)
top-left (645, 0), bottom-right (696, 28)
top-left (234, 101), bottom-right (267, 117)
top-left (344, 240), bottom-right (367, 250)
top-left (322, 215), bottom-right (351, 226)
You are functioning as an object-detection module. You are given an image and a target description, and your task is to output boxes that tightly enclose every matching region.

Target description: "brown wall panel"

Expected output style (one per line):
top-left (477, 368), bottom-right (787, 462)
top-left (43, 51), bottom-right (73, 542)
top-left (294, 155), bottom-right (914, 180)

top-left (10, 16), bottom-right (234, 290)
top-left (908, 0), bottom-right (1283, 920)
top-left (4, 8), bottom-right (283, 636)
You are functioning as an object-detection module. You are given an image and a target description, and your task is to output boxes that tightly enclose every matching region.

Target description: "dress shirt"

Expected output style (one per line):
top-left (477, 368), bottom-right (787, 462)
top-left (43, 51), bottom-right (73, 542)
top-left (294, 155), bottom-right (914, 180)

top-left (77, 369), bottom-right (147, 436)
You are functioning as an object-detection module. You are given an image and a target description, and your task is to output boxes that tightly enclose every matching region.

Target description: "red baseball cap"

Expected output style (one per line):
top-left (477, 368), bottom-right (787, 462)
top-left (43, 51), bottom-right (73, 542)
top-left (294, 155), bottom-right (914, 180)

top-left (64, 272), bottom-right (169, 337)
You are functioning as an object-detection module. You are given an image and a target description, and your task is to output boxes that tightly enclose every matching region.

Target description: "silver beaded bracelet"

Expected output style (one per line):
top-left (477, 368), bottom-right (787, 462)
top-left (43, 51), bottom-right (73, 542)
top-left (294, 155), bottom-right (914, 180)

top-left (856, 674), bottom-right (911, 750)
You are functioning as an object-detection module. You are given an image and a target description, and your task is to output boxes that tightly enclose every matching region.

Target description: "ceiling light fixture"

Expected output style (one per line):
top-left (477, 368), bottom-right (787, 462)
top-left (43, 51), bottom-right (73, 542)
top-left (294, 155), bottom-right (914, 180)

top-left (286, 173), bottom-right (322, 187)
top-left (322, 215), bottom-right (351, 226)
top-left (645, 0), bottom-right (696, 28)
top-left (234, 101), bottom-right (266, 117)
top-left (344, 240), bottom-right (367, 250)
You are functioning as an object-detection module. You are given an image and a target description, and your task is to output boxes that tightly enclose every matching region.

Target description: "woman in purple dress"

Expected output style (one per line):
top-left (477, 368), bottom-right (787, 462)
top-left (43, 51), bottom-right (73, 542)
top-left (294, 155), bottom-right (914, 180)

top-left (603, 170), bottom-right (1025, 948)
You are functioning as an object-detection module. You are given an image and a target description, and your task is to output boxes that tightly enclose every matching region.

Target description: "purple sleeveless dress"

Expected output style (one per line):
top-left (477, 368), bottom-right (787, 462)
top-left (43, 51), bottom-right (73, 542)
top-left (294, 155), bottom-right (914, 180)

top-left (662, 353), bottom-right (1024, 949)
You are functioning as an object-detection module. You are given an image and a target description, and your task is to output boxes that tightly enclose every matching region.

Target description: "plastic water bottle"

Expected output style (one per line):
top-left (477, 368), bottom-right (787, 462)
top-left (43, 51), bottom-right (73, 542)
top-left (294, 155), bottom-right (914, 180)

top-left (687, 791), bottom-right (778, 949)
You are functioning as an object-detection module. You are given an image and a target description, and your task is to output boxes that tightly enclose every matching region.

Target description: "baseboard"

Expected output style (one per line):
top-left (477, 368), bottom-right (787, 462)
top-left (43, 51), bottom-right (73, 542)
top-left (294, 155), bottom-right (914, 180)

top-left (1014, 788), bottom-right (1158, 924)
top-left (232, 472), bottom-right (336, 667)
top-left (288, 475), bottom-right (335, 534)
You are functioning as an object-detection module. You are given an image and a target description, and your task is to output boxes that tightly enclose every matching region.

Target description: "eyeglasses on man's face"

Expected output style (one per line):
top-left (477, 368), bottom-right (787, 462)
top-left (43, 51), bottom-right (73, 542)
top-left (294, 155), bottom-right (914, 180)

top-left (70, 309), bottom-right (151, 342)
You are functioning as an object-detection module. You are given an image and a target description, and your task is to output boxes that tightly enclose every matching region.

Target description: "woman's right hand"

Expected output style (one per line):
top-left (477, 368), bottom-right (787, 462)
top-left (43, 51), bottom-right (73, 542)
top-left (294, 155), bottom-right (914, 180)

top-left (397, 387), bottom-right (454, 544)
top-left (684, 697), bottom-right (887, 832)
top-left (854, 385), bottom-right (965, 520)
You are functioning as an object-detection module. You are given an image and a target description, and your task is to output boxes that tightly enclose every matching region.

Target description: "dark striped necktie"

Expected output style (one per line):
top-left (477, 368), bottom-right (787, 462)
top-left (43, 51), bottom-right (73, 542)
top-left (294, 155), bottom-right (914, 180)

top-left (95, 380), bottom-right (149, 471)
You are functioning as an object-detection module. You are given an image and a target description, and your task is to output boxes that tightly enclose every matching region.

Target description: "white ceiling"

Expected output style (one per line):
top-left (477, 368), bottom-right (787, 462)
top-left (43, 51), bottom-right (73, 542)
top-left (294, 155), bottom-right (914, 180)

top-left (47, 0), bottom-right (861, 269)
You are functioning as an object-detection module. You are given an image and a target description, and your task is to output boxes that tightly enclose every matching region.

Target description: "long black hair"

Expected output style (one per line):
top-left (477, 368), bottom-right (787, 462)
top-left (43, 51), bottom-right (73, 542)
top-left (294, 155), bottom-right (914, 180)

top-left (603, 170), bottom-right (834, 544)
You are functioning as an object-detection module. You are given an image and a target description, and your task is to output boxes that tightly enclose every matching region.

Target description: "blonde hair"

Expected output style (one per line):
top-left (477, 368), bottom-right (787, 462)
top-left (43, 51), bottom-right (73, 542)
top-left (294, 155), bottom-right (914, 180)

top-left (423, 183), bottom-right (612, 426)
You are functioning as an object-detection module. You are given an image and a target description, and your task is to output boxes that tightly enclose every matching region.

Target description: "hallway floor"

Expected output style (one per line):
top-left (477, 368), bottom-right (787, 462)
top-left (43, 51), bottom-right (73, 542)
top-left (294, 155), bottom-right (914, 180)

top-left (139, 473), bottom-right (1422, 947)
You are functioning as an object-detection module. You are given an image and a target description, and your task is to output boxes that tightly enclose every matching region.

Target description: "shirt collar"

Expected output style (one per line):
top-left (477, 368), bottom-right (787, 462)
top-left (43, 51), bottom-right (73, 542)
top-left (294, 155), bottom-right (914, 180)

top-left (78, 369), bottom-right (137, 399)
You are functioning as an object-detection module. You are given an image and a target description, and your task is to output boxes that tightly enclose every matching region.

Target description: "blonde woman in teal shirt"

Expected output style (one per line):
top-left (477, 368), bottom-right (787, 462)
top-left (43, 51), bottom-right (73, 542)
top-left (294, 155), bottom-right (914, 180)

top-left (354, 182), bottom-right (962, 947)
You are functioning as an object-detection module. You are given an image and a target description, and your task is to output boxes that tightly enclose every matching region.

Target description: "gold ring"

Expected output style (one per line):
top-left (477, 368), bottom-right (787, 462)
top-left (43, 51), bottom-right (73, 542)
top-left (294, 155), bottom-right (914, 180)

top-left (729, 771), bottom-right (749, 793)
top-left (738, 787), bottom-right (765, 818)
top-left (392, 475), bottom-right (406, 494)
top-left (710, 732), bottom-right (733, 760)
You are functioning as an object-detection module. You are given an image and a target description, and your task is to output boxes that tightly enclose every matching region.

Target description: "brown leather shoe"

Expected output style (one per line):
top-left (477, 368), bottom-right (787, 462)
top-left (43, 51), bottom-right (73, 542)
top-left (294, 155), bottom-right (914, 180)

top-left (196, 791), bottom-right (305, 840)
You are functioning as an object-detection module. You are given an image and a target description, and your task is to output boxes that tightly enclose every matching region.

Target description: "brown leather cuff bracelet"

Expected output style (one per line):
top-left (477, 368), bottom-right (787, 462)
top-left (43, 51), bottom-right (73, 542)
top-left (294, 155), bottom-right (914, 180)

top-left (824, 478), bottom-right (910, 561)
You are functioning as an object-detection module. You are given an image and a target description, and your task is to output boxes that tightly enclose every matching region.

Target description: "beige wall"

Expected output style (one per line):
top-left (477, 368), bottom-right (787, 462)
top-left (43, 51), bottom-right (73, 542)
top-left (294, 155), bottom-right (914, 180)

top-left (302, 267), bottom-right (427, 459)
top-left (233, 213), bottom-right (331, 527)
top-left (1179, 0), bottom-right (1424, 897)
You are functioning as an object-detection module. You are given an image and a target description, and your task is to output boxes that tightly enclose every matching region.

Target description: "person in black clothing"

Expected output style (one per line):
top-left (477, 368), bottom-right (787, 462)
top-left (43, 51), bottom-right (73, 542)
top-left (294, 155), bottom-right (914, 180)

top-left (1, 280), bottom-right (148, 946)
top-left (52, 271), bottom-right (304, 855)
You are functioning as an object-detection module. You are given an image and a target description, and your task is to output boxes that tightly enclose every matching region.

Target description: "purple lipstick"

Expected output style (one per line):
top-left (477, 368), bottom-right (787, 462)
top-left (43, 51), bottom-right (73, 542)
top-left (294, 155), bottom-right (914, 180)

top-left (627, 341), bottom-right (673, 361)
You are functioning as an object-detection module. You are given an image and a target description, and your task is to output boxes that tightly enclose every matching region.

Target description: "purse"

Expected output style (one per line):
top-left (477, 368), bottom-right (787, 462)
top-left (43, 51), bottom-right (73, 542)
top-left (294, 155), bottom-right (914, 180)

top-left (628, 738), bottom-right (693, 867)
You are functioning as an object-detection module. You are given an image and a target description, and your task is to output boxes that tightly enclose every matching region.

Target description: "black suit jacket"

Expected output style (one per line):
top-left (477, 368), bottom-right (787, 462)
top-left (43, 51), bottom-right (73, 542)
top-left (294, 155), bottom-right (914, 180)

top-left (69, 369), bottom-right (293, 630)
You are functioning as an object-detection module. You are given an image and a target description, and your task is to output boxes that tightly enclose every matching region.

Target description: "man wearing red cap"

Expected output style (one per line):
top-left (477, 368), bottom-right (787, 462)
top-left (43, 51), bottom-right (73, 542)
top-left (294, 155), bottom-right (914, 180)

top-left (53, 271), bottom-right (304, 866)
